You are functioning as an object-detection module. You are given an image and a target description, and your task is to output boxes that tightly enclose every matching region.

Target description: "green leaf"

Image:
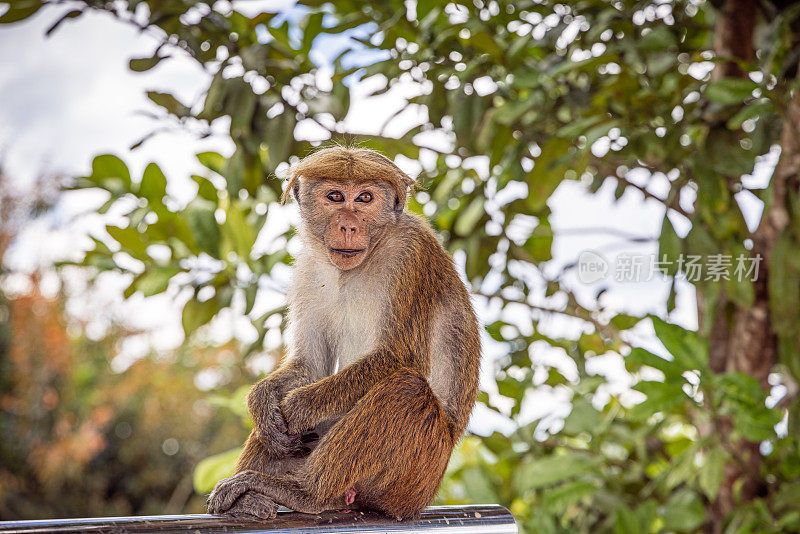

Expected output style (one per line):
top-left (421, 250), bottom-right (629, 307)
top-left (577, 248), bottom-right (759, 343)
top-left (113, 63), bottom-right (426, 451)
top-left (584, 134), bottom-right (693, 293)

top-left (662, 490), bottom-right (705, 531)
top-left (460, 466), bottom-right (498, 503)
top-left (494, 99), bottom-right (534, 125)
top-left (513, 453), bottom-right (600, 493)
top-left (629, 380), bottom-right (686, 421)
top-left (0, 0), bottom-right (42, 23)
top-left (523, 222), bottom-right (553, 262)
top-left (191, 175), bottom-right (218, 202)
top-left (562, 397), bottom-right (600, 435)
top-left (86, 154), bottom-right (132, 194)
top-left (699, 447), bottom-right (726, 500)
top-left (244, 284), bottom-right (258, 315)
top-left (469, 31), bottom-right (503, 58)
top-left (610, 313), bottom-right (642, 331)
top-left (198, 71), bottom-right (229, 122)
top-left (705, 78), bottom-right (757, 105)
top-left (526, 138), bottom-right (571, 212)
top-left (658, 215), bottom-right (681, 276)
top-left (626, 347), bottom-right (683, 381)
top-left (664, 443), bottom-right (699, 489)
top-left (133, 266), bottom-right (179, 297)
top-left (206, 384), bottom-right (251, 420)
top-left (651, 317), bottom-right (707, 370)
top-left (182, 295), bottom-right (220, 337)
top-left (129, 53), bottom-right (167, 72)
top-left (228, 78), bottom-right (257, 137)
top-left (542, 480), bottom-right (596, 513)
top-left (727, 100), bottom-right (773, 129)
top-left (261, 112), bottom-right (297, 169)
top-left (453, 197), bottom-right (485, 236)
top-left (192, 447), bottom-right (242, 494)
top-left (769, 234), bottom-right (800, 339)
top-left (146, 91), bottom-right (189, 116)
top-left (639, 26), bottom-right (676, 51)
top-left (197, 152), bottom-right (226, 176)
top-left (139, 163), bottom-right (167, 203)
top-left (302, 12), bottom-right (324, 52)
top-left (106, 225), bottom-right (148, 259)
top-left (184, 198), bottom-right (221, 258)
top-left (613, 506), bottom-right (641, 534)
top-left (556, 115), bottom-right (606, 138)
top-left (222, 201), bottom-right (257, 260)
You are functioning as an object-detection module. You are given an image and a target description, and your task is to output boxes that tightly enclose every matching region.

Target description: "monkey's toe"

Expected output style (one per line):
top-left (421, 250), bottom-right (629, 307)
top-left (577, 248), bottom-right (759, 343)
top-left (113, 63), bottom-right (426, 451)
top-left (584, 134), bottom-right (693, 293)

top-left (207, 471), bottom-right (260, 514)
top-left (224, 491), bottom-right (278, 520)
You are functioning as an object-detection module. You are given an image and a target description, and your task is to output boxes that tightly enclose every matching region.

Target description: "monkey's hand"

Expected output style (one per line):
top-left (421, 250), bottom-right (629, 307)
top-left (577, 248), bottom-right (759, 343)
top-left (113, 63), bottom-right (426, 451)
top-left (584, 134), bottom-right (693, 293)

top-left (279, 386), bottom-right (319, 435)
top-left (249, 387), bottom-right (305, 457)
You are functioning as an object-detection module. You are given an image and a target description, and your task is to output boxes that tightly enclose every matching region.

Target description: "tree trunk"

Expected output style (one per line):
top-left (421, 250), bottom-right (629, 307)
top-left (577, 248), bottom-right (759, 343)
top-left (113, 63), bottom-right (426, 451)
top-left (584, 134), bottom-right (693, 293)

top-left (704, 1), bottom-right (800, 531)
top-left (711, 0), bottom-right (756, 81)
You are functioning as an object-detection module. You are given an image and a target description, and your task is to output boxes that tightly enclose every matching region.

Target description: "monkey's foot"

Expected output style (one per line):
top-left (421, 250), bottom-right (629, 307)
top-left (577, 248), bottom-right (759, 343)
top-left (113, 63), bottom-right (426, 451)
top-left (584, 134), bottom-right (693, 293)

top-left (223, 490), bottom-right (278, 520)
top-left (207, 471), bottom-right (267, 514)
top-left (344, 487), bottom-right (357, 506)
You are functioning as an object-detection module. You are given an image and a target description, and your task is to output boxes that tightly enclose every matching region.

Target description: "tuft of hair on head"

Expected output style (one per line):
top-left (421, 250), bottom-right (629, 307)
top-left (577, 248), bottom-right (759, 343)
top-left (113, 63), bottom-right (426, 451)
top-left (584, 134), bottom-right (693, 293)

top-left (281, 145), bottom-right (417, 210)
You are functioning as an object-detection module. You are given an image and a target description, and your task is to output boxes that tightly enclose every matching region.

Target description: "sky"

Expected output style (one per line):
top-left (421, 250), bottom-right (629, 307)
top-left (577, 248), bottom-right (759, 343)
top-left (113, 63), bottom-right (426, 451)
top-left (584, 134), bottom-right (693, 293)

top-left (0, 2), bottom-right (778, 434)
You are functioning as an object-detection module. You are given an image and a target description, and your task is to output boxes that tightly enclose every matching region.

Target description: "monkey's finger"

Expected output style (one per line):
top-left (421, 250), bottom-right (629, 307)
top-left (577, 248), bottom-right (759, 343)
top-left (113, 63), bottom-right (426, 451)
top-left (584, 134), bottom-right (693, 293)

top-left (227, 491), bottom-right (278, 520)
top-left (271, 429), bottom-right (296, 449)
top-left (270, 404), bottom-right (288, 433)
top-left (272, 412), bottom-right (288, 434)
top-left (207, 492), bottom-right (225, 514)
top-left (212, 474), bottom-right (254, 512)
top-left (285, 432), bottom-right (307, 452)
top-left (208, 486), bottom-right (238, 514)
top-left (292, 446), bottom-right (312, 457)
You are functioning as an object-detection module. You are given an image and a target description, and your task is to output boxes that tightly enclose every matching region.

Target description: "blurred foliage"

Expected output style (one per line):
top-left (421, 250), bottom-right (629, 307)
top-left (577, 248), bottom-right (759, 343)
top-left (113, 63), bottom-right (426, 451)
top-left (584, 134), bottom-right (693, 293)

top-left (0, 170), bottom-right (251, 519)
top-left (3, 0), bottom-right (800, 531)
top-left (0, 279), bottom-right (251, 518)
top-left (440, 319), bottom-right (799, 533)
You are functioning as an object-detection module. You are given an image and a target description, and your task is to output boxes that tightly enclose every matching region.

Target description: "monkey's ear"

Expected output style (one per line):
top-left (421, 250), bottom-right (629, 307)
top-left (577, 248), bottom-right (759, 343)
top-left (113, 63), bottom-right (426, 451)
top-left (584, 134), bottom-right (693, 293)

top-left (394, 195), bottom-right (404, 213)
top-left (293, 180), bottom-right (301, 204)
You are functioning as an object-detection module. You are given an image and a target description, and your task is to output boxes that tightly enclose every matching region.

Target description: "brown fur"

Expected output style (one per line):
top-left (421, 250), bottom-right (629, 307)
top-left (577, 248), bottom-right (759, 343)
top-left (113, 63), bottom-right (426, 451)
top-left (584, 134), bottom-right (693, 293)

top-left (207, 146), bottom-right (481, 521)
top-left (281, 147), bottom-right (417, 210)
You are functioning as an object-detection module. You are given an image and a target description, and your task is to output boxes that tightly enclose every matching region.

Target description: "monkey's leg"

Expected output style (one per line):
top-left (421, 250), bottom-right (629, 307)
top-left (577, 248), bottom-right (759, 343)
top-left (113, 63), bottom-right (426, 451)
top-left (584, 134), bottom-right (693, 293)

top-left (305, 367), bottom-right (456, 519)
top-left (206, 428), bottom-right (345, 517)
top-left (208, 430), bottom-right (313, 518)
top-left (209, 368), bottom-right (455, 519)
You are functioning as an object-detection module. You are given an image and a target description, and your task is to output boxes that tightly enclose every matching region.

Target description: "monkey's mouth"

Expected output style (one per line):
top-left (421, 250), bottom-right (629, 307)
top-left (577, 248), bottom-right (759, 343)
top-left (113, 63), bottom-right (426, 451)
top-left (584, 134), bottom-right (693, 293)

top-left (330, 248), bottom-right (366, 258)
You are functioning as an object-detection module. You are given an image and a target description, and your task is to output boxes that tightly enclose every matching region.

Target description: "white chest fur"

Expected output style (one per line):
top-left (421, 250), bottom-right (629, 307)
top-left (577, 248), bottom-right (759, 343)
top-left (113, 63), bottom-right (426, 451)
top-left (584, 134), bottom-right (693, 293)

top-left (293, 253), bottom-right (387, 373)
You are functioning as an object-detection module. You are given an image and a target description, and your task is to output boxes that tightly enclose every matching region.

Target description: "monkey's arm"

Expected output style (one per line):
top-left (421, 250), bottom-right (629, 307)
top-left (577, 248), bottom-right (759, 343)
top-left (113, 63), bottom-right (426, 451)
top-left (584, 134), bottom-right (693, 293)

top-left (244, 358), bottom-right (313, 457)
top-left (247, 328), bottom-right (331, 457)
top-left (248, 358), bottom-right (314, 409)
top-left (279, 349), bottom-right (411, 434)
top-left (247, 301), bottom-right (333, 444)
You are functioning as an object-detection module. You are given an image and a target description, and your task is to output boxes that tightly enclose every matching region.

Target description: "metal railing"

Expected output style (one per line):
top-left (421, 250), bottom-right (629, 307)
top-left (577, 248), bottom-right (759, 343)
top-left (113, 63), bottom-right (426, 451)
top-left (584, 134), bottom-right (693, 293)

top-left (0, 505), bottom-right (516, 534)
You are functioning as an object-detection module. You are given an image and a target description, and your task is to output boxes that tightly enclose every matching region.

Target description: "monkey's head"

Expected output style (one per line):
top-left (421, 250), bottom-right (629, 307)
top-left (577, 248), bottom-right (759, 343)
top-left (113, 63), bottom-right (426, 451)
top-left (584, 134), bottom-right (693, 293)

top-left (282, 147), bottom-right (416, 270)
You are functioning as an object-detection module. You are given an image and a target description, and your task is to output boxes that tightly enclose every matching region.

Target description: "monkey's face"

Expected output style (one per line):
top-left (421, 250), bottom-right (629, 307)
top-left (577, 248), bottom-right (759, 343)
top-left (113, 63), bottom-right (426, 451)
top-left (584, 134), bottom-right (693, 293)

top-left (301, 179), bottom-right (395, 270)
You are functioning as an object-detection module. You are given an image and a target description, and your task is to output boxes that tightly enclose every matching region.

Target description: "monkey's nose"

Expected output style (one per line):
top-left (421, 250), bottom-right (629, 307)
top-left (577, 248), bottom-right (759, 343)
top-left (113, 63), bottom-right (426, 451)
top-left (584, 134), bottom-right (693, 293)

top-left (340, 225), bottom-right (357, 235)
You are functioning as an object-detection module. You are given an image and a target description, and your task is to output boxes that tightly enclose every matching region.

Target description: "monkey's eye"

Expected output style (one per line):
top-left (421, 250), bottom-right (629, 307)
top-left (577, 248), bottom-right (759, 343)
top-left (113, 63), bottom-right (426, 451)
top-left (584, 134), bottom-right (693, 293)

top-left (355, 191), bottom-right (373, 203)
top-left (326, 191), bottom-right (344, 202)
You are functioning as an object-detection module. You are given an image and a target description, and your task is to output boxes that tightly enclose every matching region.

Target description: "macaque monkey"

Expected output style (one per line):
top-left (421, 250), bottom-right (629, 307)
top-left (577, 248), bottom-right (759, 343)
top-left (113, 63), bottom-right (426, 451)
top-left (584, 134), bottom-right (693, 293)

top-left (206, 146), bottom-right (481, 520)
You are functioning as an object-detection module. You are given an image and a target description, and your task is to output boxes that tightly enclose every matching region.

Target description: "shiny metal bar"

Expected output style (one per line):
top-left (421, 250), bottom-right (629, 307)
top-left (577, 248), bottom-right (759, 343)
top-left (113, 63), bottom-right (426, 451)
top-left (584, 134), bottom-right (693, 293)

top-left (0, 505), bottom-right (516, 534)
